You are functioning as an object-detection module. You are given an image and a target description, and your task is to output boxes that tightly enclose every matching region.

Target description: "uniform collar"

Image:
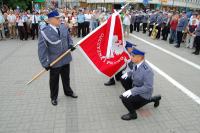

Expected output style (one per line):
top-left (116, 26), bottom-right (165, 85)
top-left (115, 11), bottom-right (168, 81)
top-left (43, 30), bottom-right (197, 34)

top-left (136, 60), bottom-right (144, 69)
top-left (49, 24), bottom-right (58, 33)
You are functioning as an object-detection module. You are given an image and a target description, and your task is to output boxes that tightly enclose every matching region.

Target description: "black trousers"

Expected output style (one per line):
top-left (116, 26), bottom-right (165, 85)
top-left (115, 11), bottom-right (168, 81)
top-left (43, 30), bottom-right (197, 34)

top-left (135, 22), bottom-right (140, 32)
top-left (176, 31), bottom-right (183, 47)
top-left (78, 22), bottom-right (85, 37)
top-left (130, 24), bottom-right (133, 33)
top-left (134, 22), bottom-right (137, 31)
top-left (143, 23), bottom-right (147, 33)
top-left (49, 64), bottom-right (73, 100)
top-left (148, 25), bottom-right (154, 36)
top-left (18, 26), bottom-right (26, 40)
top-left (23, 22), bottom-right (28, 40)
top-left (194, 36), bottom-right (200, 53)
top-left (162, 26), bottom-right (169, 40)
top-left (31, 23), bottom-right (38, 39)
top-left (121, 95), bottom-right (150, 114)
top-left (84, 21), bottom-right (90, 35)
top-left (156, 26), bottom-right (161, 39)
top-left (120, 77), bottom-right (132, 91)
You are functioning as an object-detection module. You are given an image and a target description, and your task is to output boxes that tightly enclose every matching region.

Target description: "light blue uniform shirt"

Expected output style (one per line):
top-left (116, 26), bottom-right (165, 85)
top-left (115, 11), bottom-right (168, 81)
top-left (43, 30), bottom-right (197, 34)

top-left (77, 14), bottom-right (85, 23)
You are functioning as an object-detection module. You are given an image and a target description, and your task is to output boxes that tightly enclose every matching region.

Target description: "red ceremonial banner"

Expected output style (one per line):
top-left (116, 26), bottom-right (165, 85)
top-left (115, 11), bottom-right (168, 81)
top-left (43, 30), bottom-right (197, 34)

top-left (79, 14), bottom-right (130, 77)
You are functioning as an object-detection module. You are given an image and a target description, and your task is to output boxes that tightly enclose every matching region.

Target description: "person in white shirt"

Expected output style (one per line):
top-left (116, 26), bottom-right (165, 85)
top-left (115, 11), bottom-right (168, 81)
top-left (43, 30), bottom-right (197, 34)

top-left (22, 12), bottom-right (29, 39)
top-left (123, 11), bottom-right (131, 37)
top-left (71, 12), bottom-right (78, 37)
top-left (17, 13), bottom-right (26, 40)
top-left (189, 13), bottom-right (199, 25)
top-left (7, 10), bottom-right (16, 39)
top-left (31, 11), bottom-right (39, 40)
top-left (84, 10), bottom-right (92, 35)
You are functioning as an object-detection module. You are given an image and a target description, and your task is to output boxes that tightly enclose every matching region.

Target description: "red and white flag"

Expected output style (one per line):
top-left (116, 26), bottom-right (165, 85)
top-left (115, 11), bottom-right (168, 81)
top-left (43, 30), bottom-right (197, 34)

top-left (78, 13), bottom-right (130, 77)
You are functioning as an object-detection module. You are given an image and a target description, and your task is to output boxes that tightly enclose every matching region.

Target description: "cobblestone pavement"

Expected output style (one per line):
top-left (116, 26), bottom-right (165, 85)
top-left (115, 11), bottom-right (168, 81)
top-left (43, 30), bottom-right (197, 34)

top-left (0, 32), bottom-right (200, 133)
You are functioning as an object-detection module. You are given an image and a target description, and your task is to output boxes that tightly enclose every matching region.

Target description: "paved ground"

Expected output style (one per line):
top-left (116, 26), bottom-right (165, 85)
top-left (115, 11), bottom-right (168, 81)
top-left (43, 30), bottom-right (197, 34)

top-left (0, 31), bottom-right (200, 133)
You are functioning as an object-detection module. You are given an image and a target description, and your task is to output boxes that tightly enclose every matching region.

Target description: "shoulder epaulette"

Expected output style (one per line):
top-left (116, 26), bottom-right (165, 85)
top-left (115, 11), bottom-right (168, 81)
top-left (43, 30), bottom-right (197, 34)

top-left (143, 64), bottom-right (148, 70)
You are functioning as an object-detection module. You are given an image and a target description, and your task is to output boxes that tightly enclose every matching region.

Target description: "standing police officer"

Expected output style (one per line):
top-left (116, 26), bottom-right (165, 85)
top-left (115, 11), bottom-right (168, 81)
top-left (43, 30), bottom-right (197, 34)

top-left (38, 10), bottom-right (77, 106)
top-left (148, 10), bottom-right (157, 37)
top-left (120, 49), bottom-right (161, 120)
top-left (130, 11), bottom-right (136, 33)
top-left (77, 9), bottom-right (85, 38)
top-left (142, 11), bottom-right (148, 34)
top-left (155, 11), bottom-right (163, 39)
top-left (175, 11), bottom-right (188, 48)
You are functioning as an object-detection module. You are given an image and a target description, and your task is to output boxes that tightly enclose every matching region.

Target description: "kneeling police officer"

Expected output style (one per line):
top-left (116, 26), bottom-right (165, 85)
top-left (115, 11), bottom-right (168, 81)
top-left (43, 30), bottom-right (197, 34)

top-left (120, 49), bottom-right (161, 120)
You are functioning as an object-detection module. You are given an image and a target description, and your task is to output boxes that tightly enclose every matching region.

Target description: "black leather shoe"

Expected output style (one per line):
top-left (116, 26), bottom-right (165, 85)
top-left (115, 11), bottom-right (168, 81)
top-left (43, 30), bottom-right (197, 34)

top-left (192, 51), bottom-right (199, 55)
top-left (119, 95), bottom-right (123, 99)
top-left (51, 99), bottom-right (57, 106)
top-left (175, 45), bottom-right (180, 48)
top-left (151, 95), bottom-right (161, 108)
top-left (66, 93), bottom-right (78, 98)
top-left (121, 113), bottom-right (137, 120)
top-left (104, 79), bottom-right (115, 86)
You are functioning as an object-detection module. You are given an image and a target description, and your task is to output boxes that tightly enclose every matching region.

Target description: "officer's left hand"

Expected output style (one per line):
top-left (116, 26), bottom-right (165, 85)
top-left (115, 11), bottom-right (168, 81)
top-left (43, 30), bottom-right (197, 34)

top-left (122, 90), bottom-right (132, 98)
top-left (45, 65), bottom-right (51, 71)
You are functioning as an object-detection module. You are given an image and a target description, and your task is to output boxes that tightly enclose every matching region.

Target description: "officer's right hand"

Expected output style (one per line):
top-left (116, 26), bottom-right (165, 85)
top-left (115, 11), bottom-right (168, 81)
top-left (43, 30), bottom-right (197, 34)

top-left (121, 72), bottom-right (128, 79)
top-left (45, 65), bottom-right (51, 71)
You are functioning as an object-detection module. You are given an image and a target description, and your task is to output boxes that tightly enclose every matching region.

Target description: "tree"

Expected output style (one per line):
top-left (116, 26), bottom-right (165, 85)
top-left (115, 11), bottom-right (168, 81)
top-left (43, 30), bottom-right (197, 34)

top-left (2, 0), bottom-right (32, 10)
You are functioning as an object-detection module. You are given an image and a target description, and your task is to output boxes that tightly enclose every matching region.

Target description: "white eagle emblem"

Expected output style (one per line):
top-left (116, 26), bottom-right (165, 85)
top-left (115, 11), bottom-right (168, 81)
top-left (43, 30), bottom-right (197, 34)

top-left (108, 35), bottom-right (124, 58)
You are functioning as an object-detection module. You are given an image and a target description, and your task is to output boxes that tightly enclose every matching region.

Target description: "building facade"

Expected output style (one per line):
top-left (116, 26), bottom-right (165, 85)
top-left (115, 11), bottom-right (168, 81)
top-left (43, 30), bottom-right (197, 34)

top-left (126, 0), bottom-right (200, 9)
top-left (79, 0), bottom-right (200, 9)
top-left (43, 0), bottom-right (200, 10)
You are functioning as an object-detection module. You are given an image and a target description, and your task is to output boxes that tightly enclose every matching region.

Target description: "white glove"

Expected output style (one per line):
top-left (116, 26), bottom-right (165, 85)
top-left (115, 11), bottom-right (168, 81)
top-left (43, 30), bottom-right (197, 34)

top-left (122, 70), bottom-right (126, 74)
top-left (140, 23), bottom-right (143, 26)
top-left (121, 72), bottom-right (128, 79)
top-left (156, 24), bottom-right (159, 26)
top-left (122, 90), bottom-right (132, 98)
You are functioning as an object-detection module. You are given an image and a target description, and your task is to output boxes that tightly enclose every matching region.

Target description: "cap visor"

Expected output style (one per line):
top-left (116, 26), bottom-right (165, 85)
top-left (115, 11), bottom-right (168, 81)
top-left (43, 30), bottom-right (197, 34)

top-left (55, 15), bottom-right (62, 18)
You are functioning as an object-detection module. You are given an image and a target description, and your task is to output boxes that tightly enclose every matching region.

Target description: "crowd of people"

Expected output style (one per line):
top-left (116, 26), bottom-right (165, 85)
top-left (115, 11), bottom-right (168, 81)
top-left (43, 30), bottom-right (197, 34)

top-left (0, 7), bottom-right (109, 41)
top-left (121, 9), bottom-right (200, 55)
top-left (0, 6), bottom-right (200, 55)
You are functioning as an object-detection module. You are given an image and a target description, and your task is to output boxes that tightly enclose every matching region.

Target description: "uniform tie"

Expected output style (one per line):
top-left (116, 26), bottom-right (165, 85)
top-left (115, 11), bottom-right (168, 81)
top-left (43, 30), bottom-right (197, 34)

top-left (135, 65), bottom-right (137, 71)
top-left (56, 28), bottom-right (60, 36)
top-left (34, 15), bottom-right (36, 23)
